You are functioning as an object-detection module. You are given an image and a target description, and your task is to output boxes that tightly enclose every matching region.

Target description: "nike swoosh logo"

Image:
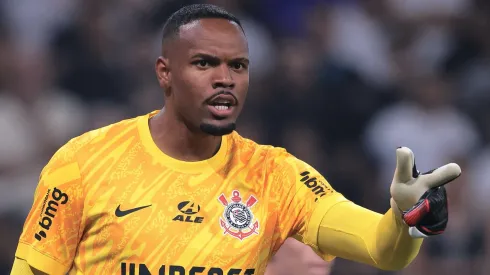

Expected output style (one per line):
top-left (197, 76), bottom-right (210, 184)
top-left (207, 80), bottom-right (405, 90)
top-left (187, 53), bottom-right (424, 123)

top-left (115, 204), bottom-right (152, 217)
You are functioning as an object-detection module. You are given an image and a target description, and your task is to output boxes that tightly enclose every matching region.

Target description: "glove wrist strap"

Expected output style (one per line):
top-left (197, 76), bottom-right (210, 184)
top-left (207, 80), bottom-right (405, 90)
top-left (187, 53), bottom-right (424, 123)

top-left (409, 226), bottom-right (429, 238)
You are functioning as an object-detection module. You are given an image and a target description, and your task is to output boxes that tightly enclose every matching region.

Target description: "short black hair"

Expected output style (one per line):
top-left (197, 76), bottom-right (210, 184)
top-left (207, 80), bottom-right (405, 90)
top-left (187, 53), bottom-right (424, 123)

top-left (161, 4), bottom-right (243, 45)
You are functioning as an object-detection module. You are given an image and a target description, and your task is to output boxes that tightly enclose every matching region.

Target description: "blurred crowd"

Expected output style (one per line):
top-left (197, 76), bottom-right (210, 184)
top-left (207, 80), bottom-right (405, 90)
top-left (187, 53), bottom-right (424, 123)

top-left (1, 0), bottom-right (489, 274)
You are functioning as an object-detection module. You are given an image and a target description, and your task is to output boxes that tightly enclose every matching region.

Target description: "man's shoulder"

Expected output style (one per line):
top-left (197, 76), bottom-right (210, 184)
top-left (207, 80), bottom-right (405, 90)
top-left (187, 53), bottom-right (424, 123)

top-left (75, 116), bottom-right (141, 146)
top-left (229, 131), bottom-right (293, 165)
top-left (51, 115), bottom-right (143, 164)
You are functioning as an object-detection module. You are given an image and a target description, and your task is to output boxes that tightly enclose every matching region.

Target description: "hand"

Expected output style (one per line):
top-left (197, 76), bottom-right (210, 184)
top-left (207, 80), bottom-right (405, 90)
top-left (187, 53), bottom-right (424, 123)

top-left (389, 147), bottom-right (461, 238)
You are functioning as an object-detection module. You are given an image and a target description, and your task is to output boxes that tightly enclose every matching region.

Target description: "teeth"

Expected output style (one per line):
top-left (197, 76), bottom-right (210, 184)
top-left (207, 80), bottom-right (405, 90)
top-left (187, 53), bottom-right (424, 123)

top-left (214, 105), bottom-right (229, 111)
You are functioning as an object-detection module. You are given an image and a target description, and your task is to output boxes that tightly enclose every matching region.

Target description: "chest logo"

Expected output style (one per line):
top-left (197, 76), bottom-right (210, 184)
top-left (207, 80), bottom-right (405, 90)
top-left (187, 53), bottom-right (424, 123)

top-left (218, 190), bottom-right (259, 240)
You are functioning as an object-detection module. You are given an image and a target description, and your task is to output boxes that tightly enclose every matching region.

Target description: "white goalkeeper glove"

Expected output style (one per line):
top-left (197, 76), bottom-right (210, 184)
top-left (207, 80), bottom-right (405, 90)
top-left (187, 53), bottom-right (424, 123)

top-left (390, 147), bottom-right (461, 238)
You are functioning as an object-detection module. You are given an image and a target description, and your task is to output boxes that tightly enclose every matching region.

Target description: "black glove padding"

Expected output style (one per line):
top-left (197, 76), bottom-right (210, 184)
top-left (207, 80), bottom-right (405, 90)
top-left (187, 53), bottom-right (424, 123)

top-left (402, 186), bottom-right (448, 236)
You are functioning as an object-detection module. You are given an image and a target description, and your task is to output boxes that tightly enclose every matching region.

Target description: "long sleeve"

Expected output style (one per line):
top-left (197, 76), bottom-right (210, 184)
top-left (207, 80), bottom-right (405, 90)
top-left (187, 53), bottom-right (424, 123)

top-left (269, 149), bottom-right (423, 270)
top-left (317, 201), bottom-right (423, 270)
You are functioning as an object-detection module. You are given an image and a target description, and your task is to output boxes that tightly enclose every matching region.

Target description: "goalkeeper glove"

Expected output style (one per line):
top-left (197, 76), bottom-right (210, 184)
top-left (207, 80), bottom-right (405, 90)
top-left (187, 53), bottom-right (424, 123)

top-left (389, 147), bottom-right (461, 238)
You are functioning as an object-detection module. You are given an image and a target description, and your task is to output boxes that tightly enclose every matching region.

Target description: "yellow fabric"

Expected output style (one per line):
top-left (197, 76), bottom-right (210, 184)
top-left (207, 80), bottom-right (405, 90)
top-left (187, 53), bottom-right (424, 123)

top-left (300, 193), bottom-right (347, 261)
top-left (11, 258), bottom-right (34, 275)
top-left (14, 244), bottom-right (67, 274)
top-left (14, 110), bottom-right (348, 275)
top-left (10, 257), bottom-right (48, 275)
top-left (317, 201), bottom-right (424, 270)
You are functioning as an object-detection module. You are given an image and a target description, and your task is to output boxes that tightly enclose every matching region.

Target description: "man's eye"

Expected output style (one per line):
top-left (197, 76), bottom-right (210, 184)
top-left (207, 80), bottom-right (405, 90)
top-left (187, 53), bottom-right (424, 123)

top-left (231, 62), bottom-right (246, 70)
top-left (195, 60), bottom-right (210, 68)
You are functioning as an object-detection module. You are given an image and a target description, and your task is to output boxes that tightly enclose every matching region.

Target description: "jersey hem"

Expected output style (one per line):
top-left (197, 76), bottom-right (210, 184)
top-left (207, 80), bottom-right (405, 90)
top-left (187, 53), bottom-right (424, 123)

top-left (15, 242), bottom-right (69, 275)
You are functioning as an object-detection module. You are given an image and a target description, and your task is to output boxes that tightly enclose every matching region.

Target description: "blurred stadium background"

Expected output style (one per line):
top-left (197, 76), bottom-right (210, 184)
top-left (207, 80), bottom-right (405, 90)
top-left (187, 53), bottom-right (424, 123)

top-left (1, 0), bottom-right (489, 274)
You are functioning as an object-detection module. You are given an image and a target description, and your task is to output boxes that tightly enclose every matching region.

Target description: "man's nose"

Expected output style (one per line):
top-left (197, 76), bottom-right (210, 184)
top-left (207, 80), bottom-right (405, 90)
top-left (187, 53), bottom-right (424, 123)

top-left (212, 64), bottom-right (235, 89)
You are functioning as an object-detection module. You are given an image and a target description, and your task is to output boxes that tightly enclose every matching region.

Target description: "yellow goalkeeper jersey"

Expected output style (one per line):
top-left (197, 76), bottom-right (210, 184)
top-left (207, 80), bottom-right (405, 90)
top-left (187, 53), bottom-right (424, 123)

top-left (15, 111), bottom-right (347, 275)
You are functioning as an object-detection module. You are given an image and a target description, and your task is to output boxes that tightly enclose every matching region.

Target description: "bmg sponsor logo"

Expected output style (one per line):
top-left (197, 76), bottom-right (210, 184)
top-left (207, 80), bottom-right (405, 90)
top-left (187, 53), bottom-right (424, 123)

top-left (121, 263), bottom-right (255, 275)
top-left (299, 171), bottom-right (332, 202)
top-left (34, 187), bottom-right (69, 241)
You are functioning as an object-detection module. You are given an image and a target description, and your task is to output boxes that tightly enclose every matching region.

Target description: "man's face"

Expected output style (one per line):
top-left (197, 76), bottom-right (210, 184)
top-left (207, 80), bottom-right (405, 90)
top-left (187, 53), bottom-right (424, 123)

top-left (156, 18), bottom-right (249, 136)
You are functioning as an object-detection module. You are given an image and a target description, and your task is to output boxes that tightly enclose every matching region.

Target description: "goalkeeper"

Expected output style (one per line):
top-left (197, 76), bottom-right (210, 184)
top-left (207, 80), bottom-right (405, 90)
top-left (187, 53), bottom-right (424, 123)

top-left (11, 4), bottom-right (461, 275)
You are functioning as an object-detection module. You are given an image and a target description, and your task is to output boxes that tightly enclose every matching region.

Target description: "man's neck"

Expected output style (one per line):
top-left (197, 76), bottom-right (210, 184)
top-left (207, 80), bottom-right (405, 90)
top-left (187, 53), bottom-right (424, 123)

top-left (148, 108), bottom-right (222, 162)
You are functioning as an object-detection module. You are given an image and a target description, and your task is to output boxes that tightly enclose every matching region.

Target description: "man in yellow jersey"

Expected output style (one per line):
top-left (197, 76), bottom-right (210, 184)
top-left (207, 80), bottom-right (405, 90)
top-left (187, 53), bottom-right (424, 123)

top-left (11, 4), bottom-right (461, 275)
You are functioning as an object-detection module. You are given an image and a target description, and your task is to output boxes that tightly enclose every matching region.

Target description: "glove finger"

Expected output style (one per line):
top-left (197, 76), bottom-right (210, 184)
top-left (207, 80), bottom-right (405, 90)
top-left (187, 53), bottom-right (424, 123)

top-left (421, 163), bottom-right (462, 189)
top-left (394, 147), bottom-right (416, 183)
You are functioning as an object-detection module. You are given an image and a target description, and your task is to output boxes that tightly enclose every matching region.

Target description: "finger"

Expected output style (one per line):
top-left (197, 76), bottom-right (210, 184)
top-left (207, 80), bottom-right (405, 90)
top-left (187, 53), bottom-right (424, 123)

top-left (394, 147), bottom-right (416, 183)
top-left (421, 163), bottom-right (462, 189)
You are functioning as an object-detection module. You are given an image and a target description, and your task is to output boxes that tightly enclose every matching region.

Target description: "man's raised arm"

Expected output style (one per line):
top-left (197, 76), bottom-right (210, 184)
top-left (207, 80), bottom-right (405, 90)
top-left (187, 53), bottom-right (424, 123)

top-left (273, 147), bottom-right (460, 271)
top-left (314, 147), bottom-right (461, 270)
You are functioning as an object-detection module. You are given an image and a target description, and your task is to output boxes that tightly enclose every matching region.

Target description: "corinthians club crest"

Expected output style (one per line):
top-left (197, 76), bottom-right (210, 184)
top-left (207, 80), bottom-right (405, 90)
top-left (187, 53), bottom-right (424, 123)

top-left (218, 190), bottom-right (259, 240)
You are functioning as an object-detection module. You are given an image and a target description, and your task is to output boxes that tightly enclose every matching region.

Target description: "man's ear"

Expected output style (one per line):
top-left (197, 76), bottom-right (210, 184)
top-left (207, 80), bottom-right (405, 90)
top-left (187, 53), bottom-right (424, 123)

top-left (155, 56), bottom-right (171, 91)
